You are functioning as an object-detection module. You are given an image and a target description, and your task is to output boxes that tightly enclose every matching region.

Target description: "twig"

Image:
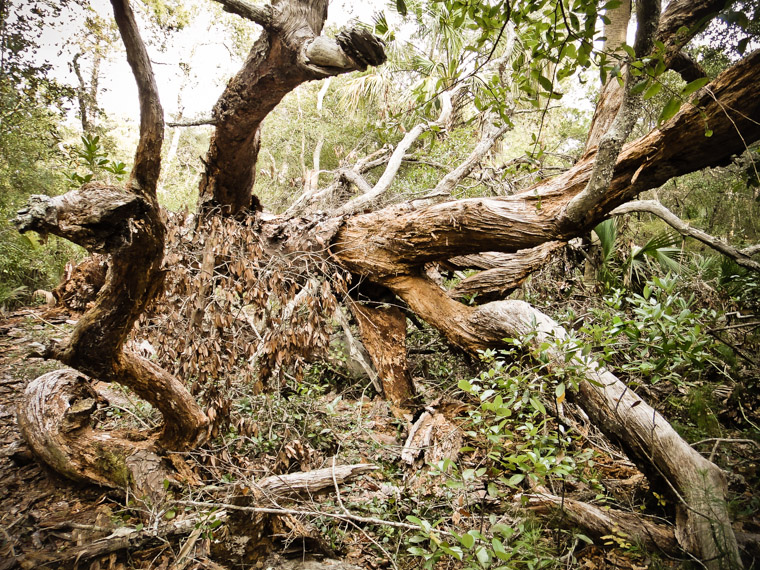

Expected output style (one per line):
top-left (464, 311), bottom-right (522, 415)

top-left (174, 500), bottom-right (448, 536)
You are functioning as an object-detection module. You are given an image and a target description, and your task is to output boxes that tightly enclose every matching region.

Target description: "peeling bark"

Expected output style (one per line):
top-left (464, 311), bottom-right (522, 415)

top-left (14, 0), bottom-right (208, 492)
top-left (349, 301), bottom-right (415, 410)
top-left (520, 492), bottom-right (679, 554)
top-left (199, 0), bottom-right (386, 215)
top-left (448, 242), bottom-right (566, 302)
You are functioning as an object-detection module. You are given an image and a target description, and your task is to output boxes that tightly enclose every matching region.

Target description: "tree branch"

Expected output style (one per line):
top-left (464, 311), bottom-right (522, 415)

top-left (520, 492), bottom-right (679, 554)
top-left (211, 0), bottom-right (273, 29)
top-left (110, 0), bottom-right (163, 196)
top-left (429, 122), bottom-right (510, 198)
top-left (585, 0), bottom-right (727, 152)
top-left (610, 200), bottom-right (760, 272)
top-left (448, 242), bottom-right (566, 302)
top-left (334, 89), bottom-right (458, 217)
top-left (564, 0), bottom-right (661, 226)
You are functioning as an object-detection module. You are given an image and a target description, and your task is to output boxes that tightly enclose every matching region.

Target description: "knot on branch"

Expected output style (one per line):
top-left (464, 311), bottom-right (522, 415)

top-left (336, 28), bottom-right (386, 70)
top-left (13, 184), bottom-right (148, 254)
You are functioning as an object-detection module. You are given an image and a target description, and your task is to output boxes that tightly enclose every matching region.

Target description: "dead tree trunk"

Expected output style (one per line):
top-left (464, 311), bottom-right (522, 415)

top-left (14, 0), bottom-right (208, 493)
top-left (198, 0), bottom-right (386, 215)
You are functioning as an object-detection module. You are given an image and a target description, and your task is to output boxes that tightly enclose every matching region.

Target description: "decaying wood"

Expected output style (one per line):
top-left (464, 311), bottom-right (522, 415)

top-left (448, 242), bottom-right (566, 302)
top-left (401, 401), bottom-right (466, 465)
top-left (348, 301), bottom-right (415, 410)
top-left (17, 1), bottom-right (760, 567)
top-left (13, 0), bottom-right (208, 493)
top-left (16, 369), bottom-right (171, 494)
top-left (256, 463), bottom-right (378, 498)
top-left (53, 254), bottom-right (107, 311)
top-left (520, 492), bottom-right (679, 554)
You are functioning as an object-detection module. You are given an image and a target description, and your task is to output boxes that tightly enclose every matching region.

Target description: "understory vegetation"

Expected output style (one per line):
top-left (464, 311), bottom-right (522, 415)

top-left (1, 0), bottom-right (759, 568)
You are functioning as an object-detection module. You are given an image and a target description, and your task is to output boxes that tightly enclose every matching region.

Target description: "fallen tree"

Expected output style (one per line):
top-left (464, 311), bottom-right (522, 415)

top-left (13, 0), bottom-right (760, 567)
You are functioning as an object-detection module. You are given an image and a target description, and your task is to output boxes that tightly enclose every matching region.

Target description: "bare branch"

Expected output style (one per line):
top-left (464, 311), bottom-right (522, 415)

top-left (110, 0), bottom-right (163, 196)
top-left (334, 89), bottom-right (459, 217)
top-left (520, 492), bottom-right (679, 554)
top-left (211, 0), bottom-right (273, 29)
top-left (610, 199), bottom-right (760, 272)
top-left (167, 117), bottom-right (216, 127)
top-left (430, 122), bottom-right (509, 198)
top-left (339, 169), bottom-right (373, 194)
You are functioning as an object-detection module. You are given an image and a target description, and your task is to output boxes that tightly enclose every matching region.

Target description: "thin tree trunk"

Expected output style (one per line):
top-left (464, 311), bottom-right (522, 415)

top-left (13, 0), bottom-right (208, 492)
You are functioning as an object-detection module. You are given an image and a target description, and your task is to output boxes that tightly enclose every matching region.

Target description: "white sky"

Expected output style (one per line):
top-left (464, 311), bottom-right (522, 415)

top-left (36, 0), bottom-right (381, 125)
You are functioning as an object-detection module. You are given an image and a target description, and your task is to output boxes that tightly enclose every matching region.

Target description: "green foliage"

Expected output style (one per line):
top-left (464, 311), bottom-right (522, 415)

top-left (404, 328), bottom-right (597, 569)
top-left (575, 276), bottom-right (720, 386)
top-left (592, 218), bottom-right (683, 290)
top-left (458, 341), bottom-right (592, 483)
top-left (64, 134), bottom-right (128, 186)
top-left (717, 257), bottom-right (760, 310)
top-left (406, 513), bottom-right (558, 570)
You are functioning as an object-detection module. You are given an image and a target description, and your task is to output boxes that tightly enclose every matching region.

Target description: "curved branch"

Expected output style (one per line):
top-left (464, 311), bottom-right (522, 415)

top-left (610, 200), bottom-right (760, 272)
top-left (430, 122), bottom-right (510, 198)
top-left (110, 0), bottom-right (163, 195)
top-left (211, 0), bottom-right (274, 29)
top-left (334, 50), bottom-right (760, 276)
top-left (448, 242), bottom-right (566, 302)
top-left (585, 0), bottom-right (728, 152)
top-left (199, 2), bottom-right (386, 215)
top-left (380, 274), bottom-right (740, 567)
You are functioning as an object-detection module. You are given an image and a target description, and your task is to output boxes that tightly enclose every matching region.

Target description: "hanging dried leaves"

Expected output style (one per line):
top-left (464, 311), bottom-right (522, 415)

top-left (135, 212), bottom-right (345, 436)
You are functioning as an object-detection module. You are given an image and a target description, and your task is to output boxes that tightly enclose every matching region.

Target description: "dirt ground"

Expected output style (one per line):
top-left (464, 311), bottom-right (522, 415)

top-left (2, 306), bottom-right (758, 570)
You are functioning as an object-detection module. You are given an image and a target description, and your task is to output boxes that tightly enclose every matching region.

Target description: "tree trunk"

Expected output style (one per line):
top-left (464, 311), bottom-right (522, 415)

top-left (198, 0), bottom-right (386, 215)
top-left (349, 300), bottom-right (415, 410)
top-left (13, 0), bottom-right (208, 492)
top-left (585, 0), bottom-right (728, 152)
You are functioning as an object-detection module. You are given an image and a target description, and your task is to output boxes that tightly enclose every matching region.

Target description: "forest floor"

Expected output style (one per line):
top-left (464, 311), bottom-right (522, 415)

top-left (0, 305), bottom-right (758, 570)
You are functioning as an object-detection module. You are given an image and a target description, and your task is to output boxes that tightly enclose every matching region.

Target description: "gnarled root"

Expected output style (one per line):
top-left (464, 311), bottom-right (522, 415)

top-left (17, 369), bottom-right (172, 497)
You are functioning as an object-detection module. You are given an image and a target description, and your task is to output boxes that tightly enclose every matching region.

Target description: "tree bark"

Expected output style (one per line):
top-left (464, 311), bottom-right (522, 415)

top-left (348, 300), bottom-right (415, 410)
top-left (14, 0), bottom-right (208, 491)
top-left (199, 0), bottom-right (386, 215)
top-left (585, 0), bottom-right (730, 152)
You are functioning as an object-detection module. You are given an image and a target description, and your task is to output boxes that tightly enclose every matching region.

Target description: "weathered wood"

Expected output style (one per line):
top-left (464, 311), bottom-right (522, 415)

top-left (449, 242), bottom-right (566, 302)
top-left (332, 49), bottom-right (760, 276)
top-left (256, 463), bottom-right (378, 497)
top-left (611, 200), bottom-right (760, 272)
top-left (199, 0), bottom-right (386, 215)
top-left (13, 0), bottom-right (209, 494)
top-left (16, 369), bottom-right (170, 494)
top-left (349, 301), bottom-right (415, 409)
top-left (520, 492), bottom-right (679, 554)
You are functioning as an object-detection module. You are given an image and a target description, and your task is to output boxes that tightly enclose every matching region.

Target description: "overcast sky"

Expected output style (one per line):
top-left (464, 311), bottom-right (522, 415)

top-left (36, 0), bottom-right (380, 124)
